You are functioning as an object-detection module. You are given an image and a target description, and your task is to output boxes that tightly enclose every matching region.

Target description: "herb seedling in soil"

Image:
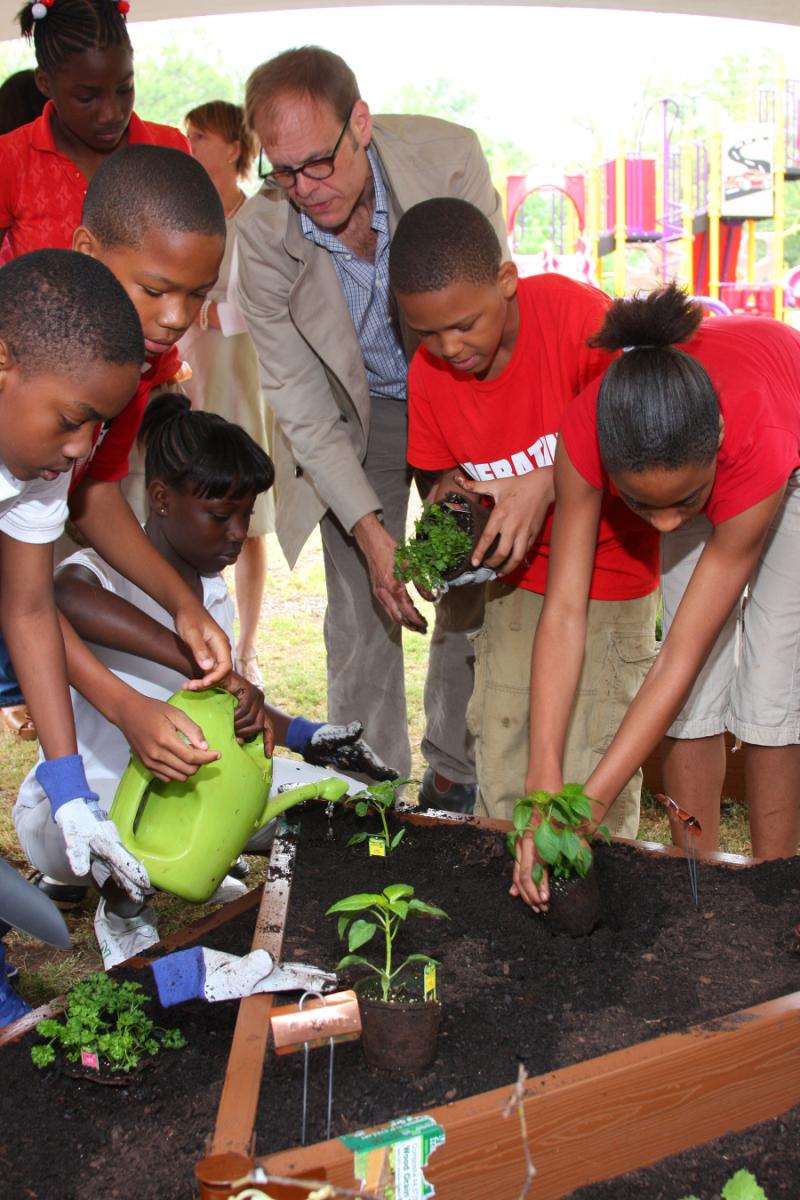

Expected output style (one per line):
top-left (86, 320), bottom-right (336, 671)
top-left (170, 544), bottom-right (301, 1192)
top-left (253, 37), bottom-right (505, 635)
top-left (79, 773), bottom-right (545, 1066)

top-left (327, 883), bottom-right (448, 1002)
top-left (681, 1168), bottom-right (769, 1200)
top-left (509, 782), bottom-right (609, 887)
top-left (31, 972), bottom-right (186, 1075)
top-left (394, 500), bottom-right (473, 593)
top-left (346, 778), bottom-right (412, 855)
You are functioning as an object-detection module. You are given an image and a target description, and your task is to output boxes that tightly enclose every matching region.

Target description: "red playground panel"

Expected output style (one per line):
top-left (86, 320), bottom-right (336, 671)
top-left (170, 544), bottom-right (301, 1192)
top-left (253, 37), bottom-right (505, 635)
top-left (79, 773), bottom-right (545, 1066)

top-left (719, 282), bottom-right (778, 316)
top-left (603, 158), bottom-right (656, 237)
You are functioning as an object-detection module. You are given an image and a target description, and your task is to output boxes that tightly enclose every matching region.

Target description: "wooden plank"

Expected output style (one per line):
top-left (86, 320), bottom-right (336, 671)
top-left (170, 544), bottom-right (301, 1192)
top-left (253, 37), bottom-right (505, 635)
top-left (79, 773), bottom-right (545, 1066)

top-left (258, 991), bottom-right (800, 1198)
top-left (210, 830), bottom-right (297, 1156)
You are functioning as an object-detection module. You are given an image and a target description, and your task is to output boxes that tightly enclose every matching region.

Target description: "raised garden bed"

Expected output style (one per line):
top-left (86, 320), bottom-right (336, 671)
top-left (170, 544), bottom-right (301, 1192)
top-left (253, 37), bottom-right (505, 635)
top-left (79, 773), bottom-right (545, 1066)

top-left (199, 807), bottom-right (800, 1199)
top-left (4, 809), bottom-right (798, 1199)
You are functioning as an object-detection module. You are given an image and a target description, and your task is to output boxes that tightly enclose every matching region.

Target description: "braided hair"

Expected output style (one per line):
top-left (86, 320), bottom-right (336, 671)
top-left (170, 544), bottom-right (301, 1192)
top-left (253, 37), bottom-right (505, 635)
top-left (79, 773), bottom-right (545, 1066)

top-left (18, 0), bottom-right (132, 78)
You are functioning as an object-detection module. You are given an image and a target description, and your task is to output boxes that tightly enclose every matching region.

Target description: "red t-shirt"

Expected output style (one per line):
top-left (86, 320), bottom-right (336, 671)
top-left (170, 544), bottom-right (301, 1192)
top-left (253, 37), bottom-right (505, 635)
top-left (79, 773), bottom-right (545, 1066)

top-left (562, 315), bottom-right (800, 526)
top-left (0, 104), bottom-right (189, 483)
top-left (407, 273), bottom-right (658, 600)
top-left (0, 103), bottom-right (189, 259)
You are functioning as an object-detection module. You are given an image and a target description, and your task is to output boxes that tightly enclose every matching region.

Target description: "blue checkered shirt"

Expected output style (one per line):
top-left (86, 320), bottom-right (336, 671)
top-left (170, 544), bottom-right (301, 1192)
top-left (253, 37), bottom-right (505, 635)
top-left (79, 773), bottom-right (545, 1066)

top-left (300, 145), bottom-right (407, 400)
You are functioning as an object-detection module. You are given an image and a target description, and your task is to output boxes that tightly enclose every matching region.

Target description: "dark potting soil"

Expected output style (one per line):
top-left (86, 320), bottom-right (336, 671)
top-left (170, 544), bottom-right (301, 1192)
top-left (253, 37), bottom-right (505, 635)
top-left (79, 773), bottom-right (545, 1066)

top-left (2, 905), bottom-right (258, 1200)
top-left (570, 1103), bottom-right (800, 1198)
top-left (253, 808), bottom-right (800, 1162)
top-left (3, 809), bottom-right (799, 1200)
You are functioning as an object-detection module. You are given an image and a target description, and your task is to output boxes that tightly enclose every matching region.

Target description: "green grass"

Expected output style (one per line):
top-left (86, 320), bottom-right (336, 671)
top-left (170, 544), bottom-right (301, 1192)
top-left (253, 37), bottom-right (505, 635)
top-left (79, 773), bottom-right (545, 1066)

top-left (1, 525), bottom-right (752, 1008)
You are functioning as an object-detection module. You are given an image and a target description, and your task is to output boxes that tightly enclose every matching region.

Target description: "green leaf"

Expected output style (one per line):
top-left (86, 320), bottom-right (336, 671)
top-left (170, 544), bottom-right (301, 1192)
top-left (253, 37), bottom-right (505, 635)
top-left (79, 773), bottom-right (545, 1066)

top-left (337, 915), bottom-right (350, 940)
top-left (336, 954), bottom-right (380, 974)
top-left (387, 900), bottom-right (409, 920)
top-left (574, 844), bottom-right (592, 877)
top-left (532, 863), bottom-right (544, 886)
top-left (560, 829), bottom-right (582, 863)
top-left (533, 819), bottom-right (561, 865)
top-left (390, 828), bottom-right (406, 849)
top-left (346, 831), bottom-right (369, 846)
top-left (326, 893), bottom-right (381, 915)
top-left (407, 899), bottom-right (449, 919)
top-left (569, 795), bottom-right (593, 821)
top-left (512, 799), bottom-right (533, 832)
top-left (595, 823), bottom-right (611, 844)
top-left (354, 801), bottom-right (369, 818)
top-left (383, 883), bottom-right (414, 902)
top-left (347, 919), bottom-right (377, 953)
top-left (31, 1043), bottom-right (56, 1068)
top-left (721, 1169), bottom-right (768, 1200)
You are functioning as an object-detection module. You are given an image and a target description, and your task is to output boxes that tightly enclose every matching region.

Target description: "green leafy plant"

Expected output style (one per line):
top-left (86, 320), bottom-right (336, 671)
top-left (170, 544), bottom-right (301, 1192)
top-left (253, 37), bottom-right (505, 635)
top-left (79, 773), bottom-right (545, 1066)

top-left (394, 501), bottom-right (472, 592)
top-left (347, 778), bottom-right (412, 854)
top-left (31, 972), bottom-right (186, 1074)
top-left (327, 883), bottom-right (448, 1002)
top-left (681, 1168), bottom-right (768, 1200)
top-left (508, 783), bottom-right (609, 888)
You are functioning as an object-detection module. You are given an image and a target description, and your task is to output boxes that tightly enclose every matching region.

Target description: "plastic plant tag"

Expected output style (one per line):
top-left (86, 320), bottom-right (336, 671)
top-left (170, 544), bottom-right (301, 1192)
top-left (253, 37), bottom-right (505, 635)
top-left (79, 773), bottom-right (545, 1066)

top-left (423, 962), bottom-right (437, 1003)
top-left (270, 990), bottom-right (361, 1056)
top-left (343, 1115), bottom-right (445, 1199)
top-left (80, 1048), bottom-right (100, 1071)
top-left (368, 836), bottom-right (387, 857)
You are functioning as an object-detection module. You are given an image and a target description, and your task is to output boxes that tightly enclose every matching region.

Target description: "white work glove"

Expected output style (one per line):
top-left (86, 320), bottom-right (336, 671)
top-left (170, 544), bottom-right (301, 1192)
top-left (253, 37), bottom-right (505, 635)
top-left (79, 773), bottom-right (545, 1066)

top-left (36, 755), bottom-right (150, 905)
top-left (436, 565), bottom-right (497, 595)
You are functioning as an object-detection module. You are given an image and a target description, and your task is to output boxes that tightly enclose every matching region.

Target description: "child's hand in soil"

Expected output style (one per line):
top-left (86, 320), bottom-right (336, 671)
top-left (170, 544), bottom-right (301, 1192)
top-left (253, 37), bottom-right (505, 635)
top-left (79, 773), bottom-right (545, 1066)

top-left (454, 468), bottom-right (555, 575)
top-left (510, 825), bottom-right (550, 912)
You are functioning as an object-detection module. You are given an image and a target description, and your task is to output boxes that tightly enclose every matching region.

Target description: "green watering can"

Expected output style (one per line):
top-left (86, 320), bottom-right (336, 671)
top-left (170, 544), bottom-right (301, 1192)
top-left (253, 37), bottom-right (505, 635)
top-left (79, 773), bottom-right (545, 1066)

top-left (109, 688), bottom-right (349, 903)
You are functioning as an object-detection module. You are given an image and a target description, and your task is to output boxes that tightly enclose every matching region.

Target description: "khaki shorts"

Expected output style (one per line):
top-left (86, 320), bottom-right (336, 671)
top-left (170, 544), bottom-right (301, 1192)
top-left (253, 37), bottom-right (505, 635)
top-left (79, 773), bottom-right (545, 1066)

top-left (662, 470), bottom-right (800, 746)
top-left (468, 583), bottom-right (659, 836)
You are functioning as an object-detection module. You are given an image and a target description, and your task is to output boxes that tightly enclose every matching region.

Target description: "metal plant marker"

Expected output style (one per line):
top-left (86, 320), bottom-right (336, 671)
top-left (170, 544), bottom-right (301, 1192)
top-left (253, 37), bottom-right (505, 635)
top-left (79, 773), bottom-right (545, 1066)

top-left (299, 991), bottom-right (334, 1145)
top-left (656, 793), bottom-right (702, 908)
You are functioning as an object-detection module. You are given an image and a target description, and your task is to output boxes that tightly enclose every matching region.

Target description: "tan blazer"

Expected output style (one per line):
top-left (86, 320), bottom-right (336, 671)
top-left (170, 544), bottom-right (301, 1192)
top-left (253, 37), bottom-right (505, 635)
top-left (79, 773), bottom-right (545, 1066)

top-left (237, 115), bottom-right (508, 567)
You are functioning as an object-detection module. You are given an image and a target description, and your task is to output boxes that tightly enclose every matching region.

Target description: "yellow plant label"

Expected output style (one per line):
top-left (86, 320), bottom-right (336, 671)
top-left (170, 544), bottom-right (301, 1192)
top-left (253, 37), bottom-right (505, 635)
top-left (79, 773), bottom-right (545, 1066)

top-left (368, 837), bottom-right (386, 857)
top-left (423, 962), bottom-right (437, 1002)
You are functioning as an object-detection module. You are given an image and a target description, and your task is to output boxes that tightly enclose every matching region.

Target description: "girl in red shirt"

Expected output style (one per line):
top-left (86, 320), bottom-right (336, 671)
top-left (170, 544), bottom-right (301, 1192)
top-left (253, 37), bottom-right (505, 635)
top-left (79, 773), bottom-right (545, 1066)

top-left (0, 0), bottom-right (187, 261)
top-left (517, 286), bottom-right (800, 910)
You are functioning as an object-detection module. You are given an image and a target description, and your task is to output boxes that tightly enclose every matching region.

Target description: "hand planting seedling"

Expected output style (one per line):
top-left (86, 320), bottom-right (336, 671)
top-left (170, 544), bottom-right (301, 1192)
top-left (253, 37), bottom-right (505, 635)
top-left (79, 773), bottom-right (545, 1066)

top-left (31, 972), bottom-right (186, 1074)
top-left (327, 883), bottom-right (448, 1002)
top-left (346, 778), bottom-right (412, 854)
top-left (509, 783), bottom-right (608, 887)
top-left (394, 499), bottom-right (474, 593)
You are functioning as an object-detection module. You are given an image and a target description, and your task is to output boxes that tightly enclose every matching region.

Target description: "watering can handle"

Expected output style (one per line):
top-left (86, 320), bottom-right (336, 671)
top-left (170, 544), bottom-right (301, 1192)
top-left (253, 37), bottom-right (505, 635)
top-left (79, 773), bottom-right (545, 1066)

top-left (108, 755), bottom-right (154, 847)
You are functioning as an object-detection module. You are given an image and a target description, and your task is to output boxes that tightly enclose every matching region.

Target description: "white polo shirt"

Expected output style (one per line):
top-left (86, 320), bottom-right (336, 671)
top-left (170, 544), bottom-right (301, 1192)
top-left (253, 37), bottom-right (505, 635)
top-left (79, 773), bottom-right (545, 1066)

top-left (0, 461), bottom-right (69, 544)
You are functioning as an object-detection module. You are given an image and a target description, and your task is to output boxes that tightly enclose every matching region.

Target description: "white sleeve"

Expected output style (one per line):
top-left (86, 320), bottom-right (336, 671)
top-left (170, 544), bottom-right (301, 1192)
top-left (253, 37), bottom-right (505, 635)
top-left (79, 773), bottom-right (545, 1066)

top-left (0, 472), bottom-right (69, 544)
top-left (217, 239), bottom-right (249, 338)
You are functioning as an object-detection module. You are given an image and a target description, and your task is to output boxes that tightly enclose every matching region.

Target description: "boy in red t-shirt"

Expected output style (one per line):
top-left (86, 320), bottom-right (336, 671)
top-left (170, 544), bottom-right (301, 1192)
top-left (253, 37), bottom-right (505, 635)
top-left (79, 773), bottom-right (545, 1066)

top-left (389, 198), bottom-right (660, 828)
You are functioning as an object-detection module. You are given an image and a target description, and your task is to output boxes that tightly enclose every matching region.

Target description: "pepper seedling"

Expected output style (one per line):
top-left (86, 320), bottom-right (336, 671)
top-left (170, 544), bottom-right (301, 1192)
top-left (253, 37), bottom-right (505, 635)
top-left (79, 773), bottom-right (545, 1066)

top-left (327, 884), bottom-right (448, 1003)
top-left (31, 972), bottom-right (186, 1073)
top-left (394, 500), bottom-right (473, 593)
top-left (346, 777), bottom-right (412, 854)
top-left (508, 783), bottom-right (610, 887)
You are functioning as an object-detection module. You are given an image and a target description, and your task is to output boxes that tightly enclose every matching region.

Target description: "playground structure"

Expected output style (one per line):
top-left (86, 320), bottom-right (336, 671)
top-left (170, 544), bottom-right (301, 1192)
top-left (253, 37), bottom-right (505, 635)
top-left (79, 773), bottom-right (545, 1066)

top-left (507, 75), bottom-right (800, 320)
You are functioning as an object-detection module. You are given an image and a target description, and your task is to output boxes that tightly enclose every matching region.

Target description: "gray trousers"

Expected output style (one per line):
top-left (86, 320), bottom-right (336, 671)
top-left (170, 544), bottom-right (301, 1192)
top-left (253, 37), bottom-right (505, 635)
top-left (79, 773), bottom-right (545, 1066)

top-left (320, 395), bottom-right (481, 782)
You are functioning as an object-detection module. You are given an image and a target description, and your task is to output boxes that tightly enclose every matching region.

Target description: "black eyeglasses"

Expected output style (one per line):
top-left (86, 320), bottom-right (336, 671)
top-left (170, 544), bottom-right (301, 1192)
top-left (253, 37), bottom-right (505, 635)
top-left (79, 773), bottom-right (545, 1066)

top-left (258, 104), bottom-right (355, 188)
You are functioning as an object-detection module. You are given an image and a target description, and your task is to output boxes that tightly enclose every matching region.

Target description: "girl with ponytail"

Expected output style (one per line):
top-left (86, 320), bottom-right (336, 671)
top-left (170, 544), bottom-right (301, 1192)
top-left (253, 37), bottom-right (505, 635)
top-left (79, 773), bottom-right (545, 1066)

top-left (0, 0), bottom-right (188, 261)
top-left (514, 285), bottom-right (800, 911)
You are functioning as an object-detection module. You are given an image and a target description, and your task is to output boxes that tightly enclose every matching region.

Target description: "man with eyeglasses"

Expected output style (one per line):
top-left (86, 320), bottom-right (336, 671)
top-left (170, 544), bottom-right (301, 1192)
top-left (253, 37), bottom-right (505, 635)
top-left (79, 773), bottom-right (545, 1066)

top-left (236, 46), bottom-right (507, 807)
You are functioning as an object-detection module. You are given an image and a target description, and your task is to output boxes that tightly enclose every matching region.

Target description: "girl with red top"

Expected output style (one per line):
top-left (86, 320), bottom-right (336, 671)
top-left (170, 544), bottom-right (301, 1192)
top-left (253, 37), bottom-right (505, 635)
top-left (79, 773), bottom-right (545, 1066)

top-left (517, 286), bottom-right (800, 910)
top-left (0, 0), bottom-right (188, 261)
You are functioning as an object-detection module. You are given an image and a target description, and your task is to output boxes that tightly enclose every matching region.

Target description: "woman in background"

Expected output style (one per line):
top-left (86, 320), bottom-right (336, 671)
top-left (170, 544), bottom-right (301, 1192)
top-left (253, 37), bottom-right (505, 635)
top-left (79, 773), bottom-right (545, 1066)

top-left (180, 99), bottom-right (273, 686)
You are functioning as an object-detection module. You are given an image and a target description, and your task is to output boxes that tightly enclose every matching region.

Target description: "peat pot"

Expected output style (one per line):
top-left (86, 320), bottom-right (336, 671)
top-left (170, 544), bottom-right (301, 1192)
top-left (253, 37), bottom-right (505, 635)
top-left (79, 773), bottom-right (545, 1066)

top-left (546, 867), bottom-right (601, 937)
top-left (438, 491), bottom-right (498, 579)
top-left (357, 990), bottom-right (441, 1075)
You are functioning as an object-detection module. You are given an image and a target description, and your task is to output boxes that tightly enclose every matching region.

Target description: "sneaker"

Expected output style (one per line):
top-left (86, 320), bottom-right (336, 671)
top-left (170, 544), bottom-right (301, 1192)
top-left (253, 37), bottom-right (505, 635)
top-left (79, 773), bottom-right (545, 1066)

top-left (30, 871), bottom-right (87, 911)
top-left (227, 855), bottom-right (250, 881)
top-left (207, 875), bottom-right (248, 905)
top-left (94, 898), bottom-right (159, 971)
top-left (418, 766), bottom-right (477, 814)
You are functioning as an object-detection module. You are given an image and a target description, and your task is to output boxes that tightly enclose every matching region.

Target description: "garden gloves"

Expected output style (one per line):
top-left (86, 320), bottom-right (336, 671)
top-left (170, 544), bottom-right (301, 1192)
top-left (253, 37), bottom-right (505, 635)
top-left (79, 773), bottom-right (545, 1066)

top-left (435, 564), bottom-right (497, 594)
top-left (151, 946), bottom-right (336, 1007)
top-left (35, 755), bottom-right (149, 905)
top-left (285, 717), bottom-right (398, 781)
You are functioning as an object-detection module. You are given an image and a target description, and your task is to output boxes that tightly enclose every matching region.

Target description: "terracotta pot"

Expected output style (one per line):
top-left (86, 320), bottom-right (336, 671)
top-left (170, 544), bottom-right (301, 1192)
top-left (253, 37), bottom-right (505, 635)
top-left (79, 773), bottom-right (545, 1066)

top-left (357, 991), bottom-right (441, 1075)
top-left (546, 868), bottom-right (601, 937)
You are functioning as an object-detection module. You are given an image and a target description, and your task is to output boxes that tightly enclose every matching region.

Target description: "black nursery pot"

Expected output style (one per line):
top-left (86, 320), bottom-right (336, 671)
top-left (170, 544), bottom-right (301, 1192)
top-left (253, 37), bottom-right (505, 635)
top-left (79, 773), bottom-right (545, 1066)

top-left (438, 492), bottom-right (498, 580)
top-left (546, 868), bottom-right (601, 937)
top-left (357, 991), bottom-right (441, 1075)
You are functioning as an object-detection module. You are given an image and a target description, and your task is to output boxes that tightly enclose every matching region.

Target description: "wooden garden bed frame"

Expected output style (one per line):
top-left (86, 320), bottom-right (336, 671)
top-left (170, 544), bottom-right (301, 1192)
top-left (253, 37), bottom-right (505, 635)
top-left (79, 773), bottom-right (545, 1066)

top-left (193, 809), bottom-right (800, 1199)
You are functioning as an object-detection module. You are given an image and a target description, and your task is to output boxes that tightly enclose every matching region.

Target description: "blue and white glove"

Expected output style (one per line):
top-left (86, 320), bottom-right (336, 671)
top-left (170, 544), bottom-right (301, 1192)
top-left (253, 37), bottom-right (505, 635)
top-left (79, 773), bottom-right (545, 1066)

top-left (285, 718), bottom-right (398, 782)
top-left (435, 564), bottom-right (497, 595)
top-left (35, 756), bottom-right (149, 905)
